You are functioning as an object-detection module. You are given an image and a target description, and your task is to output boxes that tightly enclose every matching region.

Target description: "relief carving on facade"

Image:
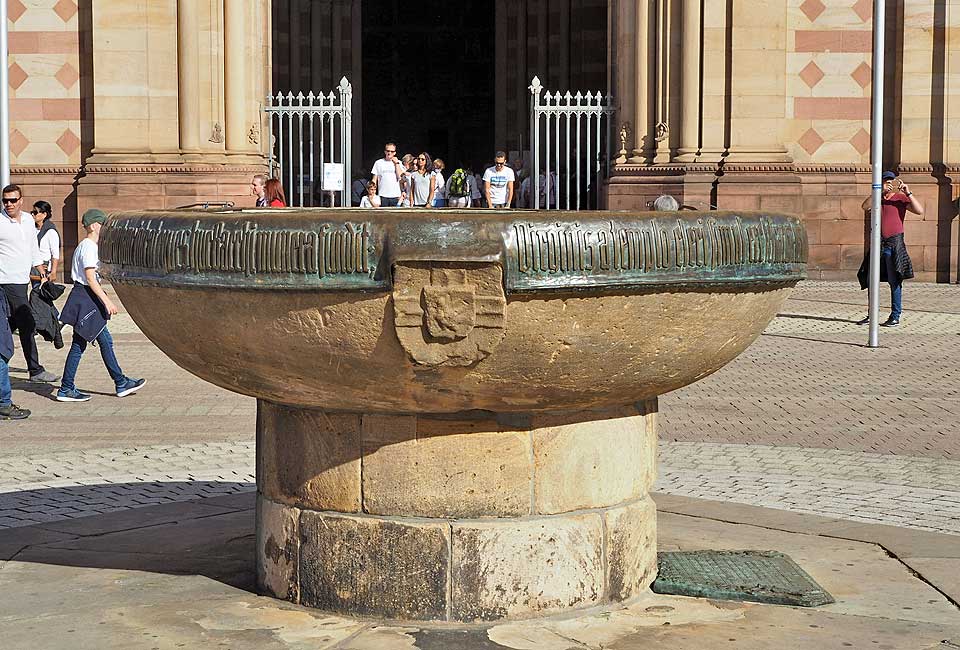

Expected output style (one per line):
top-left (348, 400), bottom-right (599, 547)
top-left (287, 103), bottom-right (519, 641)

top-left (655, 121), bottom-right (669, 143)
top-left (617, 121), bottom-right (632, 162)
top-left (393, 263), bottom-right (506, 368)
top-left (248, 123), bottom-right (261, 145)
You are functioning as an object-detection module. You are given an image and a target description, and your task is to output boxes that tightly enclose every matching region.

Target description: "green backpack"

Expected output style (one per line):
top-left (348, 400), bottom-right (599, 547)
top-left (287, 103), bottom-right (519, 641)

top-left (448, 169), bottom-right (469, 197)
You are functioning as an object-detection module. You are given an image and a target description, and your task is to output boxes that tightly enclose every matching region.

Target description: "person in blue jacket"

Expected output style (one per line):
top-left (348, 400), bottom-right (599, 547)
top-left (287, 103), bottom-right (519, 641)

top-left (56, 209), bottom-right (145, 402)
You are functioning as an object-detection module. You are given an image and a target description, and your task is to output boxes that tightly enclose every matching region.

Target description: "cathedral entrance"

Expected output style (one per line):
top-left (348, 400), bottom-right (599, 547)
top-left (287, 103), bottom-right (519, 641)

top-left (271, 1), bottom-right (609, 179)
top-left (360, 2), bottom-right (495, 171)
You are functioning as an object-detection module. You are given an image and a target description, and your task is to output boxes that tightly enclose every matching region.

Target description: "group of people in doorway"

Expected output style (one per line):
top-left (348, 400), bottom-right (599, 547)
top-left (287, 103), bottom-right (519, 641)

top-left (354, 144), bottom-right (561, 210)
top-left (0, 184), bottom-right (146, 420)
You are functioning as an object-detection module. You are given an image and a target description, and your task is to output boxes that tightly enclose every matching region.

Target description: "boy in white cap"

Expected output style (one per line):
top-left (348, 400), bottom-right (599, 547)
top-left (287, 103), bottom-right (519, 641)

top-left (56, 208), bottom-right (145, 402)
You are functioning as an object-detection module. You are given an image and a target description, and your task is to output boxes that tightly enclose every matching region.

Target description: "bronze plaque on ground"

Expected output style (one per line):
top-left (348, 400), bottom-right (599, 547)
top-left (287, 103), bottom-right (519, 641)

top-left (652, 550), bottom-right (834, 607)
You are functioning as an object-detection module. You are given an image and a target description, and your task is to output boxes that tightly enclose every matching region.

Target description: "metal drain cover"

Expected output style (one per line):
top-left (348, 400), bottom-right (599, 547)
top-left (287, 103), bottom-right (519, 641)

top-left (652, 550), bottom-right (834, 607)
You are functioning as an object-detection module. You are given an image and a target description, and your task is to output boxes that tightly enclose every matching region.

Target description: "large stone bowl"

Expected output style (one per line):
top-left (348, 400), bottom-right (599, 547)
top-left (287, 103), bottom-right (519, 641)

top-left (100, 208), bottom-right (806, 623)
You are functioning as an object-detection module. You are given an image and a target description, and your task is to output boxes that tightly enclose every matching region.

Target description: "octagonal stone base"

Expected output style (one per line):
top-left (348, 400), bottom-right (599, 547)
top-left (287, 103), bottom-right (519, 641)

top-left (255, 399), bottom-right (659, 622)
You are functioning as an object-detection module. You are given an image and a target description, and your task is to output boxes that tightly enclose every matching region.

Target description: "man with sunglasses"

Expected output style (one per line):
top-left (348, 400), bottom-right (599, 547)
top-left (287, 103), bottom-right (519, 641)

top-left (370, 143), bottom-right (405, 207)
top-left (0, 185), bottom-right (58, 383)
top-left (483, 152), bottom-right (515, 209)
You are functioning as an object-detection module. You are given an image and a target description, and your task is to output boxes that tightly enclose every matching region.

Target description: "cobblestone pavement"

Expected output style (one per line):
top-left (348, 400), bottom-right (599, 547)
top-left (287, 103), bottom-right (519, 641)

top-left (660, 281), bottom-right (960, 459)
top-left (0, 282), bottom-right (957, 534)
top-left (0, 439), bottom-right (958, 536)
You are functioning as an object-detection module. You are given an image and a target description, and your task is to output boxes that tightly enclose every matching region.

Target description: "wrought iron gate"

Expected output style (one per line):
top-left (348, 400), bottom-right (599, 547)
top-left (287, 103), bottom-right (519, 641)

top-left (529, 76), bottom-right (615, 211)
top-left (264, 77), bottom-right (352, 208)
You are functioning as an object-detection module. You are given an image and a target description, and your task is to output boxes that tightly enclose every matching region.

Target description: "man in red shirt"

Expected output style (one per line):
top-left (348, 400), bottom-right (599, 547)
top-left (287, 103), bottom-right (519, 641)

top-left (857, 171), bottom-right (924, 326)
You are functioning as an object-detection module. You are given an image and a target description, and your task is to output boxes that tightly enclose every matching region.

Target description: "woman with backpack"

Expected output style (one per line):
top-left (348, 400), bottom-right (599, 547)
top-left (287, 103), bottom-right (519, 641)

top-left (446, 165), bottom-right (472, 208)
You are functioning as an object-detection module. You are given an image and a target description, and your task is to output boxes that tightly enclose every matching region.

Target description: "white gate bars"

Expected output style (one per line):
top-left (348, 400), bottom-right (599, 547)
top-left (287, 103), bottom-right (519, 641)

top-left (528, 76), bottom-right (615, 211)
top-left (265, 76), bottom-right (352, 208)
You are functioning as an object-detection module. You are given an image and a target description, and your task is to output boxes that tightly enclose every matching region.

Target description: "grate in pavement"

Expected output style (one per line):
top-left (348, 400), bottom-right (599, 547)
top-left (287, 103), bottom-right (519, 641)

top-left (652, 550), bottom-right (834, 607)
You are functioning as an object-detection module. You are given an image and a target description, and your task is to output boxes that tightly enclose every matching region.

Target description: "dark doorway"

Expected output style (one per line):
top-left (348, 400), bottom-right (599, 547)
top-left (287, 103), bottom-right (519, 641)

top-left (361, 1), bottom-right (495, 172)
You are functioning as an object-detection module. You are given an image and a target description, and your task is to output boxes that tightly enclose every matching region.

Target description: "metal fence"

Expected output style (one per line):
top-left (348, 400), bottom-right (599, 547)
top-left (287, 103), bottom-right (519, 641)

top-left (264, 77), bottom-right (352, 208)
top-left (529, 76), bottom-right (615, 211)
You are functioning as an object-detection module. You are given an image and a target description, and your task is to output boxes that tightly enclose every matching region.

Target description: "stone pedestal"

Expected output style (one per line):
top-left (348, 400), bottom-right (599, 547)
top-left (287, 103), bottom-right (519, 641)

top-left (256, 399), bottom-right (659, 622)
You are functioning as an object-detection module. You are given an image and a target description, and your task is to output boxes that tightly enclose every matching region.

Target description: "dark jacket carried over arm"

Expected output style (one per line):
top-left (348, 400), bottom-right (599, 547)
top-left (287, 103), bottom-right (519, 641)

top-left (29, 282), bottom-right (65, 348)
top-left (857, 233), bottom-right (914, 289)
top-left (59, 284), bottom-right (109, 342)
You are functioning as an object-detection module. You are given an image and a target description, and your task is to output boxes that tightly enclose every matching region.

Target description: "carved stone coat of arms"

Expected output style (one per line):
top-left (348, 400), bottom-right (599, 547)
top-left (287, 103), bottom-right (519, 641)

top-left (393, 263), bottom-right (506, 367)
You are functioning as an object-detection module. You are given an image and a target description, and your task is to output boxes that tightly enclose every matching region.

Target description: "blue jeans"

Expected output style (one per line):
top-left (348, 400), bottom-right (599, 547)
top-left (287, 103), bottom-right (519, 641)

top-left (881, 245), bottom-right (903, 320)
top-left (0, 355), bottom-right (10, 406)
top-left (380, 196), bottom-right (400, 207)
top-left (60, 327), bottom-right (126, 392)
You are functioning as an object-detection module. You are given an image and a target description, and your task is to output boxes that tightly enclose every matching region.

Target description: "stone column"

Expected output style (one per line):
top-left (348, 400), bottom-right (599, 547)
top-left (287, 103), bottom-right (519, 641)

top-left (223, 0), bottom-right (251, 154)
top-left (629, 0), bottom-right (651, 162)
top-left (89, 0), bottom-right (180, 162)
top-left (177, 0), bottom-right (201, 155)
top-left (699, 0), bottom-right (727, 161)
top-left (614, 0), bottom-right (637, 162)
top-left (676, 0), bottom-right (701, 161)
top-left (899, 0), bottom-right (937, 163)
top-left (725, 1), bottom-right (790, 162)
top-left (652, 0), bottom-right (671, 163)
top-left (257, 400), bottom-right (659, 622)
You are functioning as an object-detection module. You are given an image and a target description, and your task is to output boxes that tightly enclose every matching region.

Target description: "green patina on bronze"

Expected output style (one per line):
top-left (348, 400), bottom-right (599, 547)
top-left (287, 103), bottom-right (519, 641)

top-left (98, 209), bottom-right (807, 292)
top-left (652, 550), bottom-right (835, 607)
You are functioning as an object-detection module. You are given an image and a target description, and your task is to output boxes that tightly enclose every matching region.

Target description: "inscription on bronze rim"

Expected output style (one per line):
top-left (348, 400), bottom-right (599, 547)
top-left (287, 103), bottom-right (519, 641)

top-left (508, 215), bottom-right (807, 291)
top-left (100, 218), bottom-right (381, 290)
top-left (99, 211), bottom-right (806, 293)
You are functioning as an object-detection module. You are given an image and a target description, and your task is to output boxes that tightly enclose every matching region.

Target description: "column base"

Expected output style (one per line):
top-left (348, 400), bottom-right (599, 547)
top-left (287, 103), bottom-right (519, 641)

top-left (256, 401), bottom-right (659, 622)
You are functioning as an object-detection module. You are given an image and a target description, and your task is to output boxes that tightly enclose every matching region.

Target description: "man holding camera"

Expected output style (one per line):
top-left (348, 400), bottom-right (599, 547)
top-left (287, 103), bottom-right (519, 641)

top-left (857, 171), bottom-right (924, 327)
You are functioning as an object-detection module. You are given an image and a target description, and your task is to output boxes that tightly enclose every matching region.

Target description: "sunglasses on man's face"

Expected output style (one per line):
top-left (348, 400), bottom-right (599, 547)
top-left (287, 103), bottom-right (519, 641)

top-left (2, 197), bottom-right (20, 204)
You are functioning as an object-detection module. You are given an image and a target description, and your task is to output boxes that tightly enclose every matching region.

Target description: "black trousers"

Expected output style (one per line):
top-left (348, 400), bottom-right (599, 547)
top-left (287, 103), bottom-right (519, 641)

top-left (1, 283), bottom-right (44, 375)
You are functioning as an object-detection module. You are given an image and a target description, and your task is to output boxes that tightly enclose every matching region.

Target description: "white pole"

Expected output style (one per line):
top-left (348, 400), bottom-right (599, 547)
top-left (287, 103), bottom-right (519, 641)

top-left (867, 0), bottom-right (885, 348)
top-left (0, 0), bottom-right (10, 188)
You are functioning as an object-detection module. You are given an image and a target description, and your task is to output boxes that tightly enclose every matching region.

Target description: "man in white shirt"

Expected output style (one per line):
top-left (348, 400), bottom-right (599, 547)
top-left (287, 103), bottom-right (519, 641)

top-left (0, 184), bottom-right (57, 382)
top-left (370, 142), bottom-right (405, 207)
top-left (483, 152), bottom-right (516, 209)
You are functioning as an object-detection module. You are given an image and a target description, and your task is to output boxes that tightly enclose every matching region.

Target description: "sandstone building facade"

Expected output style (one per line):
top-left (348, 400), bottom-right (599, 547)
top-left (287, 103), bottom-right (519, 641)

top-left (8, 1), bottom-right (959, 281)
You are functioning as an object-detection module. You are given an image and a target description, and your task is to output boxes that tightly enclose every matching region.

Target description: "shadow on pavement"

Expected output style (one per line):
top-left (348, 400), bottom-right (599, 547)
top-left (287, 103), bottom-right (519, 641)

top-left (0, 483), bottom-right (256, 592)
top-left (761, 333), bottom-right (866, 348)
top-left (776, 313), bottom-right (862, 324)
top-left (8, 378), bottom-right (56, 400)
